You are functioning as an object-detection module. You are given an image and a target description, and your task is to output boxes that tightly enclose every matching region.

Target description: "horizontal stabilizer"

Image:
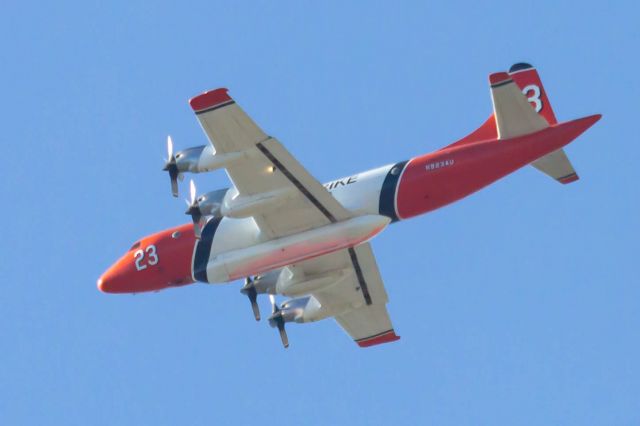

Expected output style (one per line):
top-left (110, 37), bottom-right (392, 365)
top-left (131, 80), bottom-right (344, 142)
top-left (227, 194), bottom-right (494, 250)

top-left (531, 149), bottom-right (579, 184)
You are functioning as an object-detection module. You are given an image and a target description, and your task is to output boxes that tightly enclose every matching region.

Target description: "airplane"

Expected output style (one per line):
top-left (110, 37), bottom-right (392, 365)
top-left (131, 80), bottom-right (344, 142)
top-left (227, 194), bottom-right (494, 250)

top-left (97, 63), bottom-right (601, 348)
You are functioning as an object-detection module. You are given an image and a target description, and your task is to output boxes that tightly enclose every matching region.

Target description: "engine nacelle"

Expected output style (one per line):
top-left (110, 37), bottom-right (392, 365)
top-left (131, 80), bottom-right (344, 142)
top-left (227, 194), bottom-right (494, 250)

top-left (249, 265), bottom-right (352, 298)
top-left (245, 270), bottom-right (279, 294)
top-left (221, 187), bottom-right (296, 219)
top-left (273, 296), bottom-right (327, 324)
top-left (276, 266), bottom-right (351, 297)
top-left (192, 188), bottom-right (229, 218)
top-left (176, 144), bottom-right (246, 174)
top-left (174, 145), bottom-right (210, 173)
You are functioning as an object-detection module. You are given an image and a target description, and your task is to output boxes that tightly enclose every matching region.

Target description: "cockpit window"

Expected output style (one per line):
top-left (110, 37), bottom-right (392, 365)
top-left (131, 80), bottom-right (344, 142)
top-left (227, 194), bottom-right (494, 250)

top-left (172, 231), bottom-right (181, 239)
top-left (130, 241), bottom-right (141, 250)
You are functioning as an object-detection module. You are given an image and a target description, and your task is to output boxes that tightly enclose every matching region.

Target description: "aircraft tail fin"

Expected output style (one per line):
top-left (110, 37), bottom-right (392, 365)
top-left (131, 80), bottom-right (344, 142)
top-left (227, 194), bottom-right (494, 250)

top-left (489, 71), bottom-right (549, 139)
top-left (446, 62), bottom-right (581, 184)
top-left (508, 63), bottom-right (558, 125)
top-left (507, 63), bottom-right (579, 184)
top-left (445, 63), bottom-right (553, 148)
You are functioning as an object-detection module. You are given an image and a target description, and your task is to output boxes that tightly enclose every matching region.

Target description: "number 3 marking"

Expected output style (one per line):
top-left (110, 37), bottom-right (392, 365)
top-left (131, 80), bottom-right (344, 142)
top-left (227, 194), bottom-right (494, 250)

top-left (522, 84), bottom-right (542, 112)
top-left (134, 245), bottom-right (159, 271)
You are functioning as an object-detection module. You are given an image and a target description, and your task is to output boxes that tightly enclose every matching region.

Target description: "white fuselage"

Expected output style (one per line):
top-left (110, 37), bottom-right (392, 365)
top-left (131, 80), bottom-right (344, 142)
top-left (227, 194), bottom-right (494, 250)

top-left (193, 163), bottom-right (396, 283)
top-left (209, 163), bottom-right (393, 257)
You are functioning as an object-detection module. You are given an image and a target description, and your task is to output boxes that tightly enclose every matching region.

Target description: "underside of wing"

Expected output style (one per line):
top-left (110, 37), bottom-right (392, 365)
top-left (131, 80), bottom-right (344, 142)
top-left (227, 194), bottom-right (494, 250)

top-left (190, 89), bottom-right (351, 239)
top-left (294, 243), bottom-right (400, 348)
top-left (336, 305), bottom-right (400, 347)
top-left (189, 89), bottom-right (398, 348)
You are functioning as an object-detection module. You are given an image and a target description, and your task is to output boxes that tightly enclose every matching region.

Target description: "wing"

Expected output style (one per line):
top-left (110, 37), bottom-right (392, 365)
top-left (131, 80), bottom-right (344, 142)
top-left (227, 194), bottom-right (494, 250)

top-left (189, 89), bottom-right (351, 239)
top-left (297, 242), bottom-right (400, 347)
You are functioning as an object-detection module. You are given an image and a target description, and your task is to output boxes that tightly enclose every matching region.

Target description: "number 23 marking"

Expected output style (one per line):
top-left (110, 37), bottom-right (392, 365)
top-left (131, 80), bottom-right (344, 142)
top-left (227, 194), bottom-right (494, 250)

top-left (134, 245), bottom-right (159, 271)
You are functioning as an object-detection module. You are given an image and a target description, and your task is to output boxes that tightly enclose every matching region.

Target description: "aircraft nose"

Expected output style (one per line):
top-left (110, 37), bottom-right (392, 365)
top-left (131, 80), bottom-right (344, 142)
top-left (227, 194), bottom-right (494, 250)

top-left (97, 259), bottom-right (131, 293)
top-left (97, 276), bottom-right (105, 292)
top-left (97, 223), bottom-right (197, 294)
top-left (97, 269), bottom-right (115, 293)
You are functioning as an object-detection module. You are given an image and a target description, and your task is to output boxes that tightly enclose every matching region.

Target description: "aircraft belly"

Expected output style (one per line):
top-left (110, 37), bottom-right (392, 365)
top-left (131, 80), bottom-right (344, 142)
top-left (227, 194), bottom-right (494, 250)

top-left (204, 215), bottom-right (390, 283)
top-left (210, 216), bottom-right (262, 256)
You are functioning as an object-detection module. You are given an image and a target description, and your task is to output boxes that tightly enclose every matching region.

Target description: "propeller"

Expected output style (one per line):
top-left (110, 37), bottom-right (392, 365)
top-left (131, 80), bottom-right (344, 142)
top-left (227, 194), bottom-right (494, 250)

top-left (162, 135), bottom-right (180, 197)
top-left (268, 294), bottom-right (289, 348)
top-left (185, 180), bottom-right (205, 238)
top-left (240, 277), bottom-right (261, 321)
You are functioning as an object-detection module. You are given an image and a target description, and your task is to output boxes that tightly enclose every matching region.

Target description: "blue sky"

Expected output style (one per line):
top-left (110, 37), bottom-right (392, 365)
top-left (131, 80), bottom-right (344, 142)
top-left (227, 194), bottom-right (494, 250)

top-left (1, 1), bottom-right (638, 424)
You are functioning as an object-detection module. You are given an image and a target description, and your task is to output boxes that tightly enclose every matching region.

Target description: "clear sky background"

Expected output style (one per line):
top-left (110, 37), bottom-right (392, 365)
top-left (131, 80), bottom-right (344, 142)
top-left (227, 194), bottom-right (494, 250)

top-left (1, 1), bottom-right (638, 425)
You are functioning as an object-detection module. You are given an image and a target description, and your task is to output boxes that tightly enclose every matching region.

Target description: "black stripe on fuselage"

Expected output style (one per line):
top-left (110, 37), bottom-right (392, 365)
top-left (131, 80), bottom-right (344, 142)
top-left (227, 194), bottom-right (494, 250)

top-left (195, 100), bottom-right (236, 115)
top-left (348, 247), bottom-right (372, 305)
top-left (192, 217), bottom-right (223, 282)
top-left (256, 140), bottom-right (337, 223)
top-left (379, 160), bottom-right (408, 223)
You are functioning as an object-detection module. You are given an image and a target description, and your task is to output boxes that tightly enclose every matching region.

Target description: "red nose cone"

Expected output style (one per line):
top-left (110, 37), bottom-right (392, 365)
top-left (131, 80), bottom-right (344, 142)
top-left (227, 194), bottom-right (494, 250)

top-left (97, 277), bottom-right (107, 292)
top-left (98, 223), bottom-right (197, 294)
top-left (97, 257), bottom-right (135, 293)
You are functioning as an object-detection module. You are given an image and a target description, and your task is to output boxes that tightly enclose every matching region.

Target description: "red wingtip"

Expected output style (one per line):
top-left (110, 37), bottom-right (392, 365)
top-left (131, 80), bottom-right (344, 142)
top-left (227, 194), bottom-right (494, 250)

top-left (189, 88), bottom-right (232, 112)
top-left (559, 173), bottom-right (580, 184)
top-left (356, 330), bottom-right (401, 348)
top-left (489, 72), bottom-right (511, 86)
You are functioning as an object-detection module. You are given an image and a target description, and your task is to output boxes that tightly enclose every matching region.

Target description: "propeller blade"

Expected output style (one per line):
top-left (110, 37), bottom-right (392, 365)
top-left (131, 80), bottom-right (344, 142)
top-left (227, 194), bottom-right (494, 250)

top-left (240, 277), bottom-right (261, 321)
top-left (169, 168), bottom-right (179, 197)
top-left (250, 298), bottom-right (260, 321)
top-left (269, 294), bottom-right (277, 313)
top-left (241, 278), bottom-right (259, 319)
top-left (193, 219), bottom-right (203, 239)
top-left (185, 205), bottom-right (202, 226)
top-left (167, 135), bottom-right (173, 159)
top-left (189, 179), bottom-right (197, 205)
top-left (277, 321), bottom-right (289, 349)
top-left (266, 295), bottom-right (288, 348)
top-left (163, 135), bottom-right (179, 197)
top-left (185, 179), bottom-right (202, 229)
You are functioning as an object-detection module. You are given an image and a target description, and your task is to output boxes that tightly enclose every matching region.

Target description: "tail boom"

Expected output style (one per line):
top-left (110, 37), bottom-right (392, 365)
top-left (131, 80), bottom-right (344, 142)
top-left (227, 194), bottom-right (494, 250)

top-left (395, 114), bottom-right (601, 219)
